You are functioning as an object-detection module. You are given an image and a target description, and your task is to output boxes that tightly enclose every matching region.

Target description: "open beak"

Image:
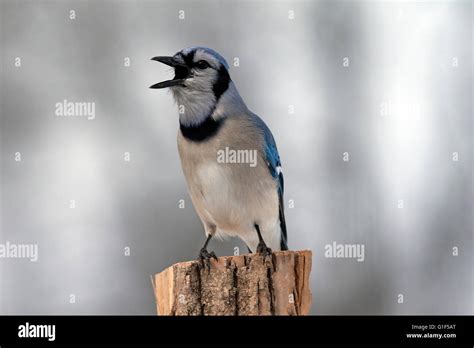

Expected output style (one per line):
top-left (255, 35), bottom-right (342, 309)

top-left (150, 56), bottom-right (188, 89)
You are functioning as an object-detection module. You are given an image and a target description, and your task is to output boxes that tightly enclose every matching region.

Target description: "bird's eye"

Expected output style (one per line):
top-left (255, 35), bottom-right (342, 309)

top-left (195, 60), bottom-right (210, 70)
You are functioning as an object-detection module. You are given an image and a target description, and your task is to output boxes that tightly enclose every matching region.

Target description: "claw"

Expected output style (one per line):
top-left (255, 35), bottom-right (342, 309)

top-left (198, 248), bottom-right (218, 272)
top-left (209, 251), bottom-right (218, 261)
top-left (256, 242), bottom-right (272, 258)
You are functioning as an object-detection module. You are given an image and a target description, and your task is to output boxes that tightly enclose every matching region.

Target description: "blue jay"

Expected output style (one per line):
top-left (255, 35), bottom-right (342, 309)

top-left (150, 47), bottom-right (288, 263)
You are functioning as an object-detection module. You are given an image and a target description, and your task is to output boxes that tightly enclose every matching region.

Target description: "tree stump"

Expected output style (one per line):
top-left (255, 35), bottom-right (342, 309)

top-left (151, 250), bottom-right (312, 315)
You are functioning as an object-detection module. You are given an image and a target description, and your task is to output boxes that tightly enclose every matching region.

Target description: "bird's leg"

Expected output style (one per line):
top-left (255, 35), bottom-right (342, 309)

top-left (198, 233), bottom-right (218, 271)
top-left (255, 224), bottom-right (272, 257)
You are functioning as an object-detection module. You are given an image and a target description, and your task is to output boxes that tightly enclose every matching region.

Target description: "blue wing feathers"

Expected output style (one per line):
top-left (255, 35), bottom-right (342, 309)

top-left (252, 114), bottom-right (288, 250)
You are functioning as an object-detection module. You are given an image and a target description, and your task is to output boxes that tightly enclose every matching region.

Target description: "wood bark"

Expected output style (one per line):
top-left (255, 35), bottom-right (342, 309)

top-left (151, 250), bottom-right (312, 315)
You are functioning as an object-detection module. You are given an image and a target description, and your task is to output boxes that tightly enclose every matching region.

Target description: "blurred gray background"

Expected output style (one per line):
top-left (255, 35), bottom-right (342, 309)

top-left (0, 0), bottom-right (472, 314)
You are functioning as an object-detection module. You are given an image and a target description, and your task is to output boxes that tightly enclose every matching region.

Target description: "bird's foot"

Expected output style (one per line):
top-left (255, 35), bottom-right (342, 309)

top-left (256, 242), bottom-right (273, 258)
top-left (198, 248), bottom-right (218, 272)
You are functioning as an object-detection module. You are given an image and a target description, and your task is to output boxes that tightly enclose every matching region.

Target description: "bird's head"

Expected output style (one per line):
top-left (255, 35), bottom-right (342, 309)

top-left (150, 47), bottom-right (238, 126)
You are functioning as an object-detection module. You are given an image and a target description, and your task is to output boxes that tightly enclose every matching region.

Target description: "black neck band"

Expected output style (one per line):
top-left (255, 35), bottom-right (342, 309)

top-left (180, 116), bottom-right (223, 142)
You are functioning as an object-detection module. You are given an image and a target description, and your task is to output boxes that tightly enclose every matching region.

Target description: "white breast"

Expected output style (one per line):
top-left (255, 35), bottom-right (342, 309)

top-left (177, 115), bottom-right (282, 251)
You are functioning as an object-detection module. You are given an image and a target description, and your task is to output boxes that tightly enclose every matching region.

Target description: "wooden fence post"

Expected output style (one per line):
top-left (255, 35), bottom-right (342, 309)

top-left (151, 250), bottom-right (312, 315)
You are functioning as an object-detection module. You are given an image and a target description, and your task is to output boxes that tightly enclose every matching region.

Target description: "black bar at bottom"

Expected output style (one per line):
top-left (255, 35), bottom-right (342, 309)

top-left (0, 315), bottom-right (472, 345)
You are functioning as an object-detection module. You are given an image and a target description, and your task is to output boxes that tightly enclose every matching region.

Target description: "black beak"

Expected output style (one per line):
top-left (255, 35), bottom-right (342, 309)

top-left (150, 56), bottom-right (188, 89)
top-left (151, 56), bottom-right (179, 67)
